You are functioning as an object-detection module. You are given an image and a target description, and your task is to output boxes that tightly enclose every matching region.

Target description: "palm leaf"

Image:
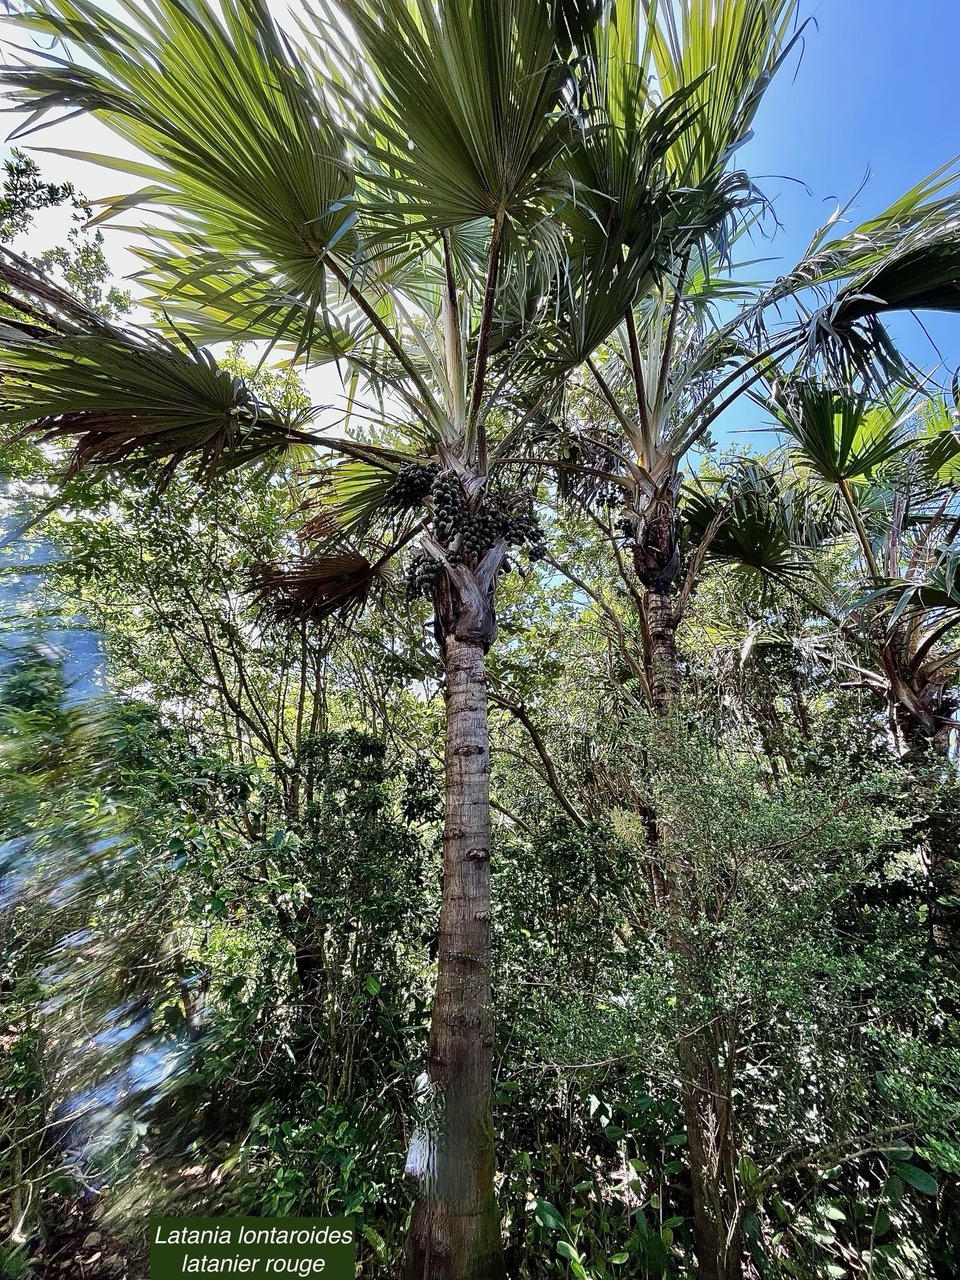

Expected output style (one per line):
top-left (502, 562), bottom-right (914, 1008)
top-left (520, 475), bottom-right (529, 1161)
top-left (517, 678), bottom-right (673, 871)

top-left (683, 463), bottom-right (821, 581)
top-left (0, 249), bottom-right (305, 477)
top-left (853, 556), bottom-right (960, 679)
top-left (5, 0), bottom-right (358, 349)
top-left (917, 394), bottom-right (960, 486)
top-left (308, 0), bottom-right (574, 237)
top-left (756, 161), bottom-right (960, 382)
top-left (250, 553), bottom-right (377, 622)
top-left (635, 0), bottom-right (802, 189)
top-left (521, 0), bottom-right (802, 384)
top-left (769, 382), bottom-right (915, 486)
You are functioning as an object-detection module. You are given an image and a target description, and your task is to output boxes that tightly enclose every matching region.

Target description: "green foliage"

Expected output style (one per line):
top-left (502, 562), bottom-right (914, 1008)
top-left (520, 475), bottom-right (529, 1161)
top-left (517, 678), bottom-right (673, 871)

top-left (0, 147), bottom-right (130, 317)
top-left (7, 0), bottom-right (357, 348)
top-left (0, 148), bottom-right (73, 241)
top-left (0, 251), bottom-right (313, 476)
top-left (4, 430), bottom-right (960, 1277)
top-left (3, 4), bottom-right (960, 1278)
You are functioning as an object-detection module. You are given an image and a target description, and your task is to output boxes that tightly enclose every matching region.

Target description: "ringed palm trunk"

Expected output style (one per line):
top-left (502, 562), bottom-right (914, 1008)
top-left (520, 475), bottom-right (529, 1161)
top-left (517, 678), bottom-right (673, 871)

top-left (645, 586), bottom-right (680, 716)
top-left (405, 555), bottom-right (507, 1280)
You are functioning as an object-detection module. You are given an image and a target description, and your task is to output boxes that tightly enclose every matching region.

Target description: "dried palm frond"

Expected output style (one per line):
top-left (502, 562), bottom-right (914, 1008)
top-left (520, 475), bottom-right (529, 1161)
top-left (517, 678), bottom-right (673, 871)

top-left (297, 509), bottom-right (342, 543)
top-left (249, 553), bottom-right (377, 622)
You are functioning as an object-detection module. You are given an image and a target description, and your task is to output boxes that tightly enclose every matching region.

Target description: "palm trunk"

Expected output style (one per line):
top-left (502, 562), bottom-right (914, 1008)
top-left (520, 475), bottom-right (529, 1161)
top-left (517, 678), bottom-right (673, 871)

top-left (645, 587), bottom-right (679, 716)
top-left (405, 633), bottom-right (504, 1280)
top-left (638, 507), bottom-right (741, 1280)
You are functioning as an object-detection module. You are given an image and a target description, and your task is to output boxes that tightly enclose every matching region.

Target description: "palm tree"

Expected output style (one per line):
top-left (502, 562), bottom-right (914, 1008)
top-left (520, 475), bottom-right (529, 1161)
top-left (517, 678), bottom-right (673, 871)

top-left (764, 384), bottom-right (960, 752)
top-left (758, 384), bottom-right (960, 960)
top-left (0, 2), bottom-right (805, 1273)
top-left (526, 161), bottom-right (960, 1280)
top-left (540, 159), bottom-right (960, 708)
top-left (684, 382), bottom-right (960, 981)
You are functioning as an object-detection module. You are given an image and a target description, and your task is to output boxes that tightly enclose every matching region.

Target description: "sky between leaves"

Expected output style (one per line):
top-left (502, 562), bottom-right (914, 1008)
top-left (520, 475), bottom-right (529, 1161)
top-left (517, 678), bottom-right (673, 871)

top-left (1, 0), bottom-right (960, 435)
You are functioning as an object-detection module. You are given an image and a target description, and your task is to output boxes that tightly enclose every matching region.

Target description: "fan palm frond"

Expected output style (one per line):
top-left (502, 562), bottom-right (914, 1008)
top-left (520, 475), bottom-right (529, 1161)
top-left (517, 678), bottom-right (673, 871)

top-left (250, 552), bottom-right (377, 621)
top-left (917, 394), bottom-right (960, 486)
top-left (522, 1), bottom-right (802, 392)
top-left (635, 0), bottom-right (802, 190)
top-left (755, 161), bottom-right (960, 382)
top-left (683, 463), bottom-right (821, 581)
top-left (6, 0), bottom-right (358, 350)
top-left (0, 250), bottom-right (306, 477)
top-left (308, 0), bottom-right (574, 239)
top-left (769, 382), bottom-right (915, 486)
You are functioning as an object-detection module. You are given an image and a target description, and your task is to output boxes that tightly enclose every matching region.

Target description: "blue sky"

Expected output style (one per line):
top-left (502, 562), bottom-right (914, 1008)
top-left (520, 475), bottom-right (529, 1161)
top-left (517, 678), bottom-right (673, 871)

top-left (747, 0), bottom-right (960, 245)
top-left (739, 0), bottom-right (960, 365)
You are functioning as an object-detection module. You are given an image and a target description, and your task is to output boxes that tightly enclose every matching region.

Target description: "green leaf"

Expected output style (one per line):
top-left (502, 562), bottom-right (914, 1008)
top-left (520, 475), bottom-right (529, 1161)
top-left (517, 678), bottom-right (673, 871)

top-left (0, 250), bottom-right (309, 477)
top-left (314, 0), bottom-right (574, 238)
top-left (7, 0), bottom-right (359, 352)
top-left (770, 382), bottom-right (914, 486)
top-left (893, 1163), bottom-right (939, 1196)
top-left (534, 1199), bottom-right (565, 1231)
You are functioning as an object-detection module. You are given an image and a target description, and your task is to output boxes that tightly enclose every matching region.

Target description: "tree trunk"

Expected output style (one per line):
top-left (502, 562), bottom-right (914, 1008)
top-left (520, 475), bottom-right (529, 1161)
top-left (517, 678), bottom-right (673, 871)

top-left (677, 1036), bottom-right (743, 1280)
top-left (645, 587), bottom-right (679, 716)
top-left (404, 633), bottom-right (505, 1280)
top-left (679, 1084), bottom-right (725, 1280)
top-left (638, 515), bottom-right (742, 1280)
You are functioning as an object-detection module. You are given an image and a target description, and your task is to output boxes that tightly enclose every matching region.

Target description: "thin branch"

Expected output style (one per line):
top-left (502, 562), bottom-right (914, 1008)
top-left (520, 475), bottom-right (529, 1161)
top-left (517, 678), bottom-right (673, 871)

top-left (544, 553), bottom-right (651, 701)
top-left (489, 691), bottom-right (588, 828)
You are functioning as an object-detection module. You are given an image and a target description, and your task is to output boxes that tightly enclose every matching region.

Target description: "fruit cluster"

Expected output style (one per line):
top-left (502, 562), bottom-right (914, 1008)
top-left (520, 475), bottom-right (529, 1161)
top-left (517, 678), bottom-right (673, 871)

top-left (405, 552), bottom-right (441, 603)
top-left (384, 461), bottom-right (440, 510)
top-left (403, 470), bottom-right (548, 602)
top-left (488, 496), bottom-right (547, 561)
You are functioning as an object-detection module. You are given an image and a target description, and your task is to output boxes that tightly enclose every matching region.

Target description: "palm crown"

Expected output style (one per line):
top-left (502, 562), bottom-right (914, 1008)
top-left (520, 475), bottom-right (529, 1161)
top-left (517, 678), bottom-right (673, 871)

top-left (7, 3), bottom-right (960, 1276)
top-left (0, 0), bottom-right (814, 625)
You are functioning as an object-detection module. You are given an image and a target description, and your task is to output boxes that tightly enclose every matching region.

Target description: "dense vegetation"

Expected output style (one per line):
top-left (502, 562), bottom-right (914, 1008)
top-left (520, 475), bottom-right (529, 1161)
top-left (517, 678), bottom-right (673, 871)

top-left (2, 3), bottom-right (960, 1279)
